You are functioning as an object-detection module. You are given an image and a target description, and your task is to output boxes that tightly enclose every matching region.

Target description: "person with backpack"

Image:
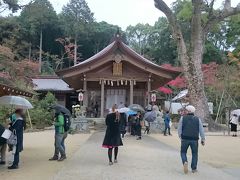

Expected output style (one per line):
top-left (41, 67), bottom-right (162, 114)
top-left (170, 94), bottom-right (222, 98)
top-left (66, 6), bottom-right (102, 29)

top-left (49, 110), bottom-right (66, 161)
top-left (8, 109), bottom-right (25, 169)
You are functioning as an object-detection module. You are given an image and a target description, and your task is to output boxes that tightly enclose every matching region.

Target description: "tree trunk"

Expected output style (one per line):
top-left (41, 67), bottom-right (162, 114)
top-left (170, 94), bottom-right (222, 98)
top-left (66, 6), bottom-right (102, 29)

top-left (39, 29), bottom-right (43, 73)
top-left (154, 0), bottom-right (240, 130)
top-left (28, 42), bottom-right (32, 61)
top-left (74, 37), bottom-right (77, 65)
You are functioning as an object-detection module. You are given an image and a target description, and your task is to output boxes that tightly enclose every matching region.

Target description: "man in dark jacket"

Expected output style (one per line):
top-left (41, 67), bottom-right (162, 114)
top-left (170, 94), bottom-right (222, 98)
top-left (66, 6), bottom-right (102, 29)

top-left (178, 105), bottom-right (205, 174)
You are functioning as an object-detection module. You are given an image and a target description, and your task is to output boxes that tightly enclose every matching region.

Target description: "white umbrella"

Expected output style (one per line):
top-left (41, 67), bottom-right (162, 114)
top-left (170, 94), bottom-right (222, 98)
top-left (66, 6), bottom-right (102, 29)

top-left (172, 89), bottom-right (188, 101)
top-left (231, 109), bottom-right (240, 117)
top-left (0, 95), bottom-right (33, 109)
top-left (117, 107), bottom-right (130, 113)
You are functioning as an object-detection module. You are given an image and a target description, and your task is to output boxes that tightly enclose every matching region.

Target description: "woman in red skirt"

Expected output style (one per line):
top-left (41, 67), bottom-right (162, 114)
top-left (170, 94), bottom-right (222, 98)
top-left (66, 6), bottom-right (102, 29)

top-left (102, 106), bottom-right (123, 165)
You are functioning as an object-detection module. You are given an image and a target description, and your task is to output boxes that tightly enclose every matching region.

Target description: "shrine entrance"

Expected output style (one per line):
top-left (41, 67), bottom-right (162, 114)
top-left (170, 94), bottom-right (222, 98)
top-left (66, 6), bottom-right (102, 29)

top-left (106, 89), bottom-right (126, 109)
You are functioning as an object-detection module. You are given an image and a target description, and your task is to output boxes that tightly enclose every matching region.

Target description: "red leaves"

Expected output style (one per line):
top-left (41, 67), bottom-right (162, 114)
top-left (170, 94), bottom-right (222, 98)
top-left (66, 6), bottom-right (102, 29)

top-left (56, 37), bottom-right (75, 61)
top-left (161, 63), bottom-right (218, 89)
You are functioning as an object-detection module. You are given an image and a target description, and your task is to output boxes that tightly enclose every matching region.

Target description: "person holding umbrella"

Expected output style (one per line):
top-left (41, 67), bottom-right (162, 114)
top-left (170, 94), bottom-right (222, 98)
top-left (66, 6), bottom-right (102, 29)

top-left (230, 114), bottom-right (239, 137)
top-left (49, 109), bottom-right (66, 161)
top-left (102, 105), bottom-right (123, 165)
top-left (8, 109), bottom-right (25, 169)
top-left (135, 111), bottom-right (143, 140)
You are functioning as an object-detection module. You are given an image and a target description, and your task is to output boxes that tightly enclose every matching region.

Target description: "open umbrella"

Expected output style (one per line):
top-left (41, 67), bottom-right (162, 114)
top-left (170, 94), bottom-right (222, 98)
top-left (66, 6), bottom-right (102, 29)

top-left (52, 104), bottom-right (71, 116)
top-left (144, 111), bottom-right (157, 122)
top-left (117, 107), bottom-right (130, 113)
top-left (0, 95), bottom-right (33, 109)
top-left (231, 109), bottom-right (240, 117)
top-left (127, 110), bottom-right (137, 116)
top-left (129, 104), bottom-right (145, 113)
top-left (172, 89), bottom-right (188, 101)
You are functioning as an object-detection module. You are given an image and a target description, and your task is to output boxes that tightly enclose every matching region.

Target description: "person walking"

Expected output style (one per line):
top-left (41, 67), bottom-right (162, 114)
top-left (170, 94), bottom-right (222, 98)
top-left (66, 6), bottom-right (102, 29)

top-left (0, 124), bottom-right (7, 165)
top-left (164, 111), bottom-right (172, 136)
top-left (230, 114), bottom-right (238, 137)
top-left (135, 111), bottom-right (143, 140)
top-left (144, 120), bottom-right (150, 134)
top-left (178, 105), bottom-right (205, 174)
top-left (49, 110), bottom-right (66, 161)
top-left (94, 102), bottom-right (99, 117)
top-left (119, 113), bottom-right (127, 138)
top-left (8, 109), bottom-right (25, 169)
top-left (102, 105), bottom-right (123, 165)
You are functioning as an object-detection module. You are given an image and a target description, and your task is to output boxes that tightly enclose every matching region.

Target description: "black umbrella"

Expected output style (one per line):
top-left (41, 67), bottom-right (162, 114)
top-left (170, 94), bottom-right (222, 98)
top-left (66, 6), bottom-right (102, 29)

top-left (52, 104), bottom-right (71, 116)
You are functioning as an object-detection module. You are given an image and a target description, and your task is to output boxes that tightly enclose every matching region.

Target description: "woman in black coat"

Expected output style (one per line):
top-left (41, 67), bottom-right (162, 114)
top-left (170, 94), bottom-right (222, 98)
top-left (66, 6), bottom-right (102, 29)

top-left (8, 109), bottom-right (25, 169)
top-left (102, 111), bottom-right (123, 165)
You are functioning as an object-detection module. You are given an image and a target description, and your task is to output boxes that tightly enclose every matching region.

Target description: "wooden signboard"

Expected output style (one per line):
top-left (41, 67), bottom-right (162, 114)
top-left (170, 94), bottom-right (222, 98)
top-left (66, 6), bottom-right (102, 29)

top-left (113, 62), bottom-right (122, 76)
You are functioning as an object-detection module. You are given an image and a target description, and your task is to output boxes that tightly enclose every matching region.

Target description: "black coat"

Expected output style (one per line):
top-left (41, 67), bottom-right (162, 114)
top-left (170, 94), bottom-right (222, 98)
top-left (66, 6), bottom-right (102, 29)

top-left (119, 113), bottom-right (127, 134)
top-left (102, 113), bottom-right (123, 147)
top-left (0, 124), bottom-right (6, 145)
top-left (9, 118), bottom-right (24, 152)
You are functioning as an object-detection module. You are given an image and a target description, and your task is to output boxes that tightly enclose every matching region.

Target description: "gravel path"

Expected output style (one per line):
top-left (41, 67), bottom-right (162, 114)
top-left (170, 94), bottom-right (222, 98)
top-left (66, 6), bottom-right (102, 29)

top-left (54, 132), bottom-right (237, 180)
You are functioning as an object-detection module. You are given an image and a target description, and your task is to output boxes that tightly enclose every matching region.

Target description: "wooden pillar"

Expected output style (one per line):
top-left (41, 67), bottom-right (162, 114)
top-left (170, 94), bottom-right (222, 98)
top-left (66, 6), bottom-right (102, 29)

top-left (83, 77), bottom-right (88, 107)
top-left (130, 80), bottom-right (134, 105)
top-left (100, 80), bottom-right (105, 118)
top-left (147, 79), bottom-right (151, 104)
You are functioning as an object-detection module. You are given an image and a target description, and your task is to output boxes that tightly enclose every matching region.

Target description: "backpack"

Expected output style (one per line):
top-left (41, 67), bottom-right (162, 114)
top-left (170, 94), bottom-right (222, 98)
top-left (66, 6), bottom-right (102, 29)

top-left (63, 114), bottom-right (71, 132)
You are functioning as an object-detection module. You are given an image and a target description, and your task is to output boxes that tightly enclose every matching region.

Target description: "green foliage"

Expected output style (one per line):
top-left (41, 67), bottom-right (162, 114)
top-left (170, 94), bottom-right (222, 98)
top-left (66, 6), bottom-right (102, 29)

top-left (28, 92), bottom-right (56, 128)
top-left (0, 0), bottom-right (20, 13)
top-left (227, 14), bottom-right (240, 52)
top-left (61, 0), bottom-right (94, 39)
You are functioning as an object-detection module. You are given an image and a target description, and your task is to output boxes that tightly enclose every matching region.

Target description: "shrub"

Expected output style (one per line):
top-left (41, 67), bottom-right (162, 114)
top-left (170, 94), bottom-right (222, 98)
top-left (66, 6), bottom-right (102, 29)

top-left (28, 92), bottom-right (57, 129)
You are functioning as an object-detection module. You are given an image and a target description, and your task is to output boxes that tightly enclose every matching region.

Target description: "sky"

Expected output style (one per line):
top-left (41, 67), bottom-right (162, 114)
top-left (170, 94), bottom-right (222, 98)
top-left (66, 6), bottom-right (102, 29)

top-left (17, 0), bottom-right (240, 30)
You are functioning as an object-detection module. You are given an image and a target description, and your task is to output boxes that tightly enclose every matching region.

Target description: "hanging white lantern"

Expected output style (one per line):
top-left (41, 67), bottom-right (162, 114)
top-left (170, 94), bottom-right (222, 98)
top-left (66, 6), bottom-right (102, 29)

top-left (104, 80), bottom-right (106, 84)
top-left (134, 80), bottom-right (136, 85)
top-left (125, 80), bottom-right (128, 85)
top-left (121, 80), bottom-right (123, 85)
top-left (111, 81), bottom-right (114, 86)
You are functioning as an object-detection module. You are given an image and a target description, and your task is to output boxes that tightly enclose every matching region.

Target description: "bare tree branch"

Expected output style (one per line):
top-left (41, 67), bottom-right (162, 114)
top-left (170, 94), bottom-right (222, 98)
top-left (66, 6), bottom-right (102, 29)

top-left (154, 0), bottom-right (181, 40)
top-left (204, 0), bottom-right (240, 34)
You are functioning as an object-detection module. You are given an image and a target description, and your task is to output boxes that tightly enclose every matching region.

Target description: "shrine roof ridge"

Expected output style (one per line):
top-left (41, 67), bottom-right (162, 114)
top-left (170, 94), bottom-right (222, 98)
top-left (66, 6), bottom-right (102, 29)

top-left (56, 38), bottom-right (181, 76)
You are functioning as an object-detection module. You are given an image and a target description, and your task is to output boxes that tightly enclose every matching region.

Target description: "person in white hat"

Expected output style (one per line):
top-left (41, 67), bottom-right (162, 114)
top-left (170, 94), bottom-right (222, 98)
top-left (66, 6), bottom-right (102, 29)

top-left (178, 105), bottom-right (205, 174)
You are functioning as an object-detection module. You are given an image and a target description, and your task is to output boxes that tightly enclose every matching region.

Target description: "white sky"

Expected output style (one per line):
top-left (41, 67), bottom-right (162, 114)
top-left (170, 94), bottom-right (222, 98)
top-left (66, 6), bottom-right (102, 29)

top-left (14, 0), bottom-right (240, 30)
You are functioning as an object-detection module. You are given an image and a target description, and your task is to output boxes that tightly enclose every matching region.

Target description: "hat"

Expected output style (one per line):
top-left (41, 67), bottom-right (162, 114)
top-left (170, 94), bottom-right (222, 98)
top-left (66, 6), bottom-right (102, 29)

top-left (186, 105), bottom-right (196, 113)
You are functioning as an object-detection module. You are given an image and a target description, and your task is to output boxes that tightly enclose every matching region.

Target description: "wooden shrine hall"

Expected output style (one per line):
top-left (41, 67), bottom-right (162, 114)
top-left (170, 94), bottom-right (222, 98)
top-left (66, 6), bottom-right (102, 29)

top-left (56, 35), bottom-right (180, 117)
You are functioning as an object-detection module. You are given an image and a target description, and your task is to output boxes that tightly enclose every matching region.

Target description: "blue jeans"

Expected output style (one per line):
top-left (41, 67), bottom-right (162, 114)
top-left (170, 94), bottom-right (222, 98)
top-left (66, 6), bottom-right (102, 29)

top-left (54, 133), bottom-right (66, 157)
top-left (180, 139), bottom-right (198, 170)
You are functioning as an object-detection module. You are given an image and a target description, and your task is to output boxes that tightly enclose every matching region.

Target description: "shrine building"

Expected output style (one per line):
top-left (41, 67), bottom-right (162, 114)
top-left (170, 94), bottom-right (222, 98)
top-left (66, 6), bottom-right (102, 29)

top-left (56, 35), bottom-right (180, 117)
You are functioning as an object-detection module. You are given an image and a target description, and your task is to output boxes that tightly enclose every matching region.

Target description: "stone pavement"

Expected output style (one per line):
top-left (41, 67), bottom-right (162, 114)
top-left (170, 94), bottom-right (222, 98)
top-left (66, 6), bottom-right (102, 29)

top-left (54, 132), bottom-right (238, 180)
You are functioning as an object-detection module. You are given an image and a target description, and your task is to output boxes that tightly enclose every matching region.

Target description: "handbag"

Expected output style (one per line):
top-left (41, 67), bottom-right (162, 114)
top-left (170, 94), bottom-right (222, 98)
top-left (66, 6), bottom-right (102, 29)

top-left (7, 129), bottom-right (17, 145)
